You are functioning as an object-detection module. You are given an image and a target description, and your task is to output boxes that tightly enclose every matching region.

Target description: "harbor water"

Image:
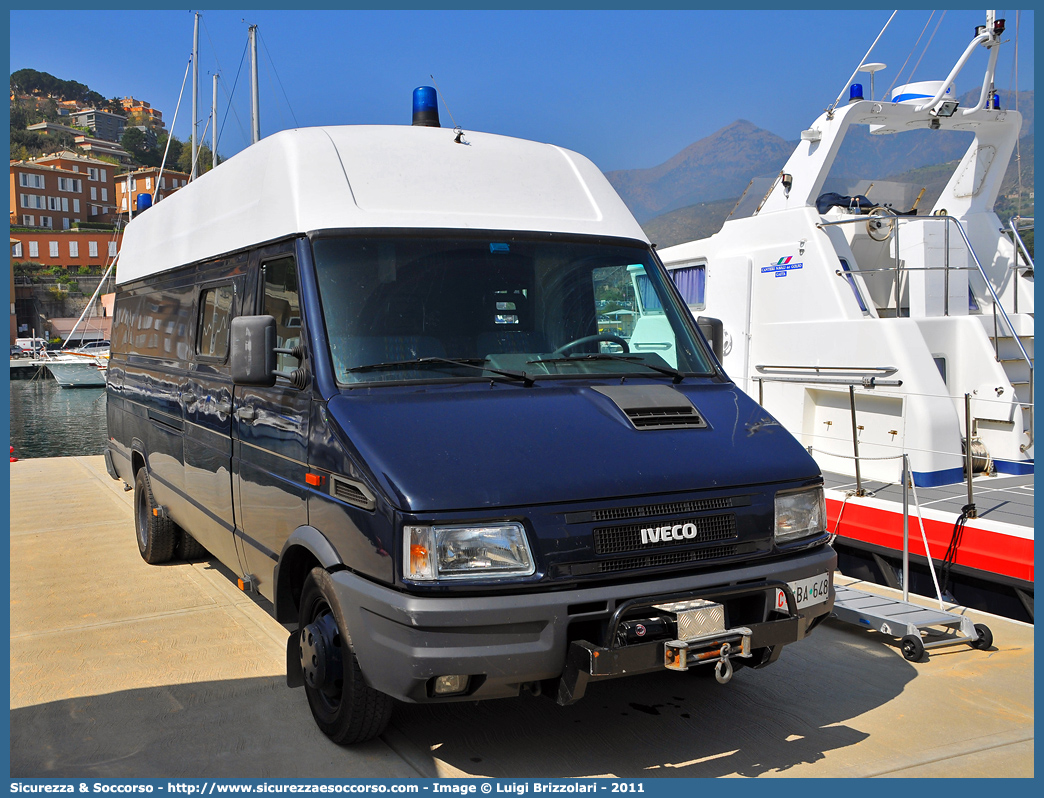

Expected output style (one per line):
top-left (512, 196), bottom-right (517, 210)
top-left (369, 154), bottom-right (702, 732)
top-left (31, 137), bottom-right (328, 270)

top-left (9, 376), bottom-right (108, 459)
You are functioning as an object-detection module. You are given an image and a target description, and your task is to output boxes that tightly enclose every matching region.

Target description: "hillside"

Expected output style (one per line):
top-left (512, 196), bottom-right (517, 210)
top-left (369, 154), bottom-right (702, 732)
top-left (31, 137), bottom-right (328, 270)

top-left (636, 90), bottom-right (1034, 249)
top-left (605, 120), bottom-right (796, 223)
top-left (10, 67), bottom-right (214, 172)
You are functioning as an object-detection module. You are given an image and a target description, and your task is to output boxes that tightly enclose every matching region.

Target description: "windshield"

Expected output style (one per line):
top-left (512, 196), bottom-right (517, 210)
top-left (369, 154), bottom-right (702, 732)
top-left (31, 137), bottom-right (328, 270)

top-left (312, 234), bottom-right (714, 385)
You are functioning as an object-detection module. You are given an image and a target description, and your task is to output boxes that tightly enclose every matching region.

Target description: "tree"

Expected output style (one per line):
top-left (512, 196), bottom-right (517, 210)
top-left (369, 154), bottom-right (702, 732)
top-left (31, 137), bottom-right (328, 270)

top-left (121, 126), bottom-right (147, 155)
top-left (177, 139), bottom-right (213, 174)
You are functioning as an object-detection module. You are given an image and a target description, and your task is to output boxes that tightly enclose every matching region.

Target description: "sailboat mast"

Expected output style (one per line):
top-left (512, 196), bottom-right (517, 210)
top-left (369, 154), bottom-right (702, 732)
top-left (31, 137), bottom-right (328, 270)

top-left (249, 24), bottom-right (260, 143)
top-left (191, 12), bottom-right (200, 180)
top-left (212, 74), bottom-right (219, 168)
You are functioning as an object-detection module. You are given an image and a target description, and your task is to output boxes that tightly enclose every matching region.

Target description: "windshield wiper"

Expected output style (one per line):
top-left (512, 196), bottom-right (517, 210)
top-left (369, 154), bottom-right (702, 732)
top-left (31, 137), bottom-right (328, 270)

top-left (346, 356), bottom-right (535, 387)
top-left (528, 353), bottom-right (686, 383)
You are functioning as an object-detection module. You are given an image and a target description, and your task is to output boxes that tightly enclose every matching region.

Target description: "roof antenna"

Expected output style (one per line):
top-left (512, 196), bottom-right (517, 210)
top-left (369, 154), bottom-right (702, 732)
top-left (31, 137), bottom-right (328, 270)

top-left (429, 74), bottom-right (466, 143)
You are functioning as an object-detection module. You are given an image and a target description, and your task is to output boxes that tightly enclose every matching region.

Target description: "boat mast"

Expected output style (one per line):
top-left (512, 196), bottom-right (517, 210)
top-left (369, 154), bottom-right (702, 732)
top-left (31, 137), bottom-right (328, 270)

top-left (212, 73), bottom-right (219, 168)
top-left (191, 12), bottom-right (200, 180)
top-left (249, 24), bottom-right (260, 143)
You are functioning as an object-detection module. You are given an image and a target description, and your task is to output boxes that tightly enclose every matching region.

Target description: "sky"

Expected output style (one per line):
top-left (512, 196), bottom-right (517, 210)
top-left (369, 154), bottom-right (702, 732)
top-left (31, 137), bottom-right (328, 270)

top-left (8, 8), bottom-right (1035, 173)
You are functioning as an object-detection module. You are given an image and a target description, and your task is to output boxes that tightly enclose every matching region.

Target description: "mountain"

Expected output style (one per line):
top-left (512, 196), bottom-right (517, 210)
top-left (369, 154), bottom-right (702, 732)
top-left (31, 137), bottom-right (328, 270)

top-left (605, 120), bottom-right (796, 223)
top-left (632, 90), bottom-right (1034, 249)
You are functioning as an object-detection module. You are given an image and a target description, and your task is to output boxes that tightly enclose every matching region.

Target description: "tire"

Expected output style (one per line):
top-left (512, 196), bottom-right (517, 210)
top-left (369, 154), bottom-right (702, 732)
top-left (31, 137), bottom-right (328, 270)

top-left (133, 467), bottom-right (176, 564)
top-left (971, 623), bottom-right (993, 650)
top-left (900, 633), bottom-right (925, 662)
top-left (297, 567), bottom-right (392, 744)
top-left (174, 527), bottom-right (209, 561)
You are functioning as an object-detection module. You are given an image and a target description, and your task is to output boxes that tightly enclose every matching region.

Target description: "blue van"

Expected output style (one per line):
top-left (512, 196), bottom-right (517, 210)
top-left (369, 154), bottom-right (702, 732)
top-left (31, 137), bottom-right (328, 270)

top-left (105, 103), bottom-right (835, 744)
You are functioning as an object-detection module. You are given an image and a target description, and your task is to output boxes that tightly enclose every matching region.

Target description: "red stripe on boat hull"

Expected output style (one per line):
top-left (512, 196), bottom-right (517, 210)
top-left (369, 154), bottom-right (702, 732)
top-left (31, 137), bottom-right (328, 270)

top-left (826, 497), bottom-right (1033, 583)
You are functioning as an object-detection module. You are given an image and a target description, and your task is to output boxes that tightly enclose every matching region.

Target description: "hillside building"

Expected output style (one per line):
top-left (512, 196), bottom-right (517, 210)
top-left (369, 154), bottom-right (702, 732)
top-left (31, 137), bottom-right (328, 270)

top-left (10, 152), bottom-right (118, 228)
top-left (68, 108), bottom-right (127, 143)
top-left (120, 97), bottom-right (165, 131)
top-left (115, 167), bottom-right (189, 212)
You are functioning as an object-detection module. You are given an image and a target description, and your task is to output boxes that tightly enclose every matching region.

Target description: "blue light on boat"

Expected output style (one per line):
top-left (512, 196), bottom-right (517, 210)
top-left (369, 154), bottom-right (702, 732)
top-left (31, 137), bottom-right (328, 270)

top-left (849, 83), bottom-right (864, 103)
top-left (412, 86), bottom-right (440, 127)
top-left (136, 193), bottom-right (152, 212)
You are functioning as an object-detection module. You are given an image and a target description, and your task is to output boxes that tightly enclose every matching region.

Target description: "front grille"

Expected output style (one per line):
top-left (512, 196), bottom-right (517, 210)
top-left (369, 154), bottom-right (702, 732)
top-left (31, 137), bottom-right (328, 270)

top-left (589, 497), bottom-right (735, 523)
top-left (566, 495), bottom-right (748, 525)
top-left (599, 545), bottom-right (737, 573)
top-left (594, 514), bottom-right (736, 555)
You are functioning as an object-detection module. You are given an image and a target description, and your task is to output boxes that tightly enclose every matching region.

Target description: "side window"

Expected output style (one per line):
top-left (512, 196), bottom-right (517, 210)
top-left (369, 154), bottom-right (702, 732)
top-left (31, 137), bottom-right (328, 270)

top-left (671, 263), bottom-right (706, 310)
top-left (262, 256), bottom-right (302, 375)
top-left (197, 284), bottom-right (235, 359)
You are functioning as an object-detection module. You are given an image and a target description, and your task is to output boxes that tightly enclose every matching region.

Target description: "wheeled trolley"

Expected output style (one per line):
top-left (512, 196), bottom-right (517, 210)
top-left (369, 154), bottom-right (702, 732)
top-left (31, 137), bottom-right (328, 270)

top-left (831, 583), bottom-right (993, 661)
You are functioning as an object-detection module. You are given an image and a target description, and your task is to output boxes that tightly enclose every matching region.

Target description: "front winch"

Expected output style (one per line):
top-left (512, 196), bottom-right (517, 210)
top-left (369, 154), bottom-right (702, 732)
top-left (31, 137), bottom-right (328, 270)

top-left (655, 598), bottom-right (752, 680)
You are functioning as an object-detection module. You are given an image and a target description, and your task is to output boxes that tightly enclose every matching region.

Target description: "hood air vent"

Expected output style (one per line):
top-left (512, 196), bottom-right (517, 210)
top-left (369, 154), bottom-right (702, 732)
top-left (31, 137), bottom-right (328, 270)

top-left (330, 475), bottom-right (376, 511)
top-left (593, 385), bottom-right (708, 431)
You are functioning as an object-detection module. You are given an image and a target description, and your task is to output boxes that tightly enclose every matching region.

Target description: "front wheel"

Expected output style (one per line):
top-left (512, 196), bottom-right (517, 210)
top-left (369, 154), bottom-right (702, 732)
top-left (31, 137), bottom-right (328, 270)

top-left (297, 567), bottom-right (392, 744)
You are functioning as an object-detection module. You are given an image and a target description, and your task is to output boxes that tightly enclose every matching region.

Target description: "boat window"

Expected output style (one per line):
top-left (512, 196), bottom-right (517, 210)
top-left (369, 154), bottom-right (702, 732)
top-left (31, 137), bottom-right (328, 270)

top-left (312, 234), bottom-right (715, 385)
top-left (933, 356), bottom-right (947, 387)
top-left (196, 284), bottom-right (234, 360)
top-left (670, 263), bottom-right (706, 310)
top-left (262, 256), bottom-right (302, 376)
top-left (821, 127), bottom-right (973, 216)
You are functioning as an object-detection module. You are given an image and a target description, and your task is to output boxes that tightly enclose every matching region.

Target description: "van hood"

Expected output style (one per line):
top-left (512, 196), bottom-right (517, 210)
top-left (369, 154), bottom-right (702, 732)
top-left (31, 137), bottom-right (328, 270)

top-left (326, 381), bottom-right (819, 513)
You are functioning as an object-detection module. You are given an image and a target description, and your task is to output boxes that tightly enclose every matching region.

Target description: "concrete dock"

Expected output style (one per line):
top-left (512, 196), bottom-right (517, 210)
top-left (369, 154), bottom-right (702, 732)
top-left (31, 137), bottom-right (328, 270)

top-left (9, 456), bottom-right (1034, 778)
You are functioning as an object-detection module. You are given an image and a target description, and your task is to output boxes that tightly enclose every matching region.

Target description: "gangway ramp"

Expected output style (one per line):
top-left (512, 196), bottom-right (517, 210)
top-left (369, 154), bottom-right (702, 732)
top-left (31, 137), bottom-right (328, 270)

top-left (832, 582), bottom-right (993, 662)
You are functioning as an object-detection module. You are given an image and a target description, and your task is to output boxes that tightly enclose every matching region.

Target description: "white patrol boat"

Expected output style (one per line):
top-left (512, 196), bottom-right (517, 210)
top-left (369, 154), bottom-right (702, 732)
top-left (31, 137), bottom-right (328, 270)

top-left (654, 11), bottom-right (1033, 620)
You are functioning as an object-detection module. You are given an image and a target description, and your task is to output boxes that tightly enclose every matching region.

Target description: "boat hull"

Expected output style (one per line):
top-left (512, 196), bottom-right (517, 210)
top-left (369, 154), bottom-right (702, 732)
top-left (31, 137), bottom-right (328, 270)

top-left (45, 359), bottom-right (107, 387)
top-left (826, 489), bottom-right (1034, 622)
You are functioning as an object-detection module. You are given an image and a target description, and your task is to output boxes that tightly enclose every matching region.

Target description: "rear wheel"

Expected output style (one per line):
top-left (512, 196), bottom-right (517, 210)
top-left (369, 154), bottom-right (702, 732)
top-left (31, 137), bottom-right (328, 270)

top-left (297, 567), bottom-right (392, 744)
top-left (133, 467), bottom-right (176, 564)
top-left (971, 623), bottom-right (993, 650)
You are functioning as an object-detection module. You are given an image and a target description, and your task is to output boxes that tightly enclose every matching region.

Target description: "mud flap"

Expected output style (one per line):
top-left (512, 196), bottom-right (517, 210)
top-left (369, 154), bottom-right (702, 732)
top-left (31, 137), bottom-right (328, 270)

top-left (103, 447), bottom-right (120, 480)
top-left (286, 628), bottom-right (304, 688)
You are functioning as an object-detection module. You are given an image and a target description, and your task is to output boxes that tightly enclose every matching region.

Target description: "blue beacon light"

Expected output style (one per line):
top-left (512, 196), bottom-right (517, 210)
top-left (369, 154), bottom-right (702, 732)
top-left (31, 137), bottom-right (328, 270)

top-left (412, 86), bottom-right (441, 127)
top-left (849, 83), bottom-right (864, 103)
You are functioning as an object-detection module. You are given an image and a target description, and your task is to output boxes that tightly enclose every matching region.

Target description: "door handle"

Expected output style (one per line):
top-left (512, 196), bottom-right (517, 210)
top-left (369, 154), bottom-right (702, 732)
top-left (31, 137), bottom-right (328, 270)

top-left (236, 406), bottom-right (257, 422)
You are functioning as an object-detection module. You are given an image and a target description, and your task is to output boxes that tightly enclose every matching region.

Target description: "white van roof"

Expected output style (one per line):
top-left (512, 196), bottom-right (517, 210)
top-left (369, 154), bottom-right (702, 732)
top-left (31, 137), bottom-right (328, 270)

top-left (116, 125), bottom-right (648, 285)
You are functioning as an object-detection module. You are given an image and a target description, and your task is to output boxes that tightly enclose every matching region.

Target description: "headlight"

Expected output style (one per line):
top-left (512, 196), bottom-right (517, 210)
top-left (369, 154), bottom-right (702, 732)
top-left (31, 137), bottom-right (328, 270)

top-left (774, 487), bottom-right (826, 544)
top-left (404, 522), bottom-right (535, 581)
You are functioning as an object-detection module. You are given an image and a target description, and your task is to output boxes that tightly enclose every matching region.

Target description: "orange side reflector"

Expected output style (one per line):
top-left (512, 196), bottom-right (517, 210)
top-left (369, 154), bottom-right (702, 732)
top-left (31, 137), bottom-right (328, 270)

top-left (305, 473), bottom-right (323, 487)
top-left (152, 508), bottom-right (160, 516)
top-left (237, 579), bottom-right (246, 591)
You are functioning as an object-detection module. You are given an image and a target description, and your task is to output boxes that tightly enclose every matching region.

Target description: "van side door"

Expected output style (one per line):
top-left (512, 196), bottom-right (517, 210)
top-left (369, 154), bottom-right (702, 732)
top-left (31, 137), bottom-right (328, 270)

top-left (181, 263), bottom-right (246, 570)
top-left (232, 247), bottom-right (311, 601)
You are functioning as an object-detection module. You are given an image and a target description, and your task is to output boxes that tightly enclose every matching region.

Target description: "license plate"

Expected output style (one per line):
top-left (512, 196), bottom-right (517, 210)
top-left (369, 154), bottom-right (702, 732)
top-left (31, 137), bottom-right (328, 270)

top-left (775, 572), bottom-right (831, 611)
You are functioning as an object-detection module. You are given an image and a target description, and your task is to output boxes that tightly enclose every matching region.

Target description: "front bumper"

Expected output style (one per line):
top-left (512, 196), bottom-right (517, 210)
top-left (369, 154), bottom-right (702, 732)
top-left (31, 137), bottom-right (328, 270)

top-left (321, 544), bottom-right (836, 704)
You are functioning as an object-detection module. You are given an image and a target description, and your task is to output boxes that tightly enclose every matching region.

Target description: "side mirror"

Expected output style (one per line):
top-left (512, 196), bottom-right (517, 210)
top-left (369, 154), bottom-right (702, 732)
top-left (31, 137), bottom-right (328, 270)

top-left (230, 315), bottom-right (276, 386)
top-left (696, 315), bottom-right (724, 362)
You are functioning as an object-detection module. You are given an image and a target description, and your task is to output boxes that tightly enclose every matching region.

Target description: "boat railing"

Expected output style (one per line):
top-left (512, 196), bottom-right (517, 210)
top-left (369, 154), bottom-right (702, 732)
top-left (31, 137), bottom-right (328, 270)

top-left (754, 367), bottom-right (1029, 504)
top-left (816, 215), bottom-right (1032, 428)
top-left (1007, 216), bottom-right (1034, 316)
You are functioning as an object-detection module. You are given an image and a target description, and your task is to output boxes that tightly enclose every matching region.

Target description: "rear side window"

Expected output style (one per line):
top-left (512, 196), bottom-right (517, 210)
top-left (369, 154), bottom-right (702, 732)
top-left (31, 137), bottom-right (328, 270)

top-left (197, 284), bottom-right (235, 359)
